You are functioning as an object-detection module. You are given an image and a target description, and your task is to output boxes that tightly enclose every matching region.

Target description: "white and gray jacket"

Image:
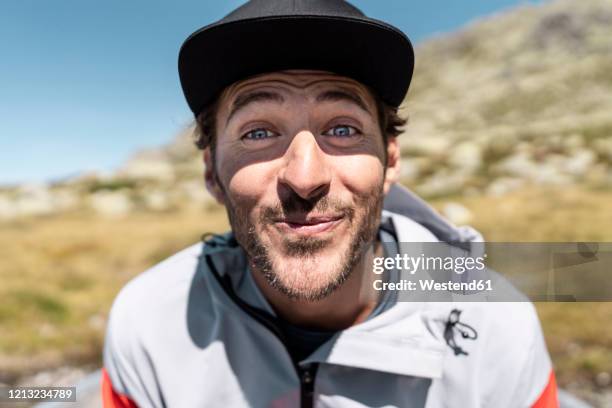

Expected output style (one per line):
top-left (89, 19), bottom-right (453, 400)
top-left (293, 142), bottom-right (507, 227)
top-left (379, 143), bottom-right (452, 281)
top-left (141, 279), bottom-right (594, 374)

top-left (102, 184), bottom-right (558, 407)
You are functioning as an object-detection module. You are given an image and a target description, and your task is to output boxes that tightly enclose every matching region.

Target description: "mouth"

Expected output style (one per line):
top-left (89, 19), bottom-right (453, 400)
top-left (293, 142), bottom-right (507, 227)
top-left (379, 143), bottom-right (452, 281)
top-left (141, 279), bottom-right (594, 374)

top-left (273, 214), bottom-right (344, 236)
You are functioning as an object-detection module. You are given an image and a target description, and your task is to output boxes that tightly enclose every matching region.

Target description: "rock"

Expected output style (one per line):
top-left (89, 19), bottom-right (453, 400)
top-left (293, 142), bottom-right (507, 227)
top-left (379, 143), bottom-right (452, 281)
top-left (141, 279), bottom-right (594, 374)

top-left (416, 170), bottom-right (468, 197)
top-left (563, 149), bottom-right (596, 177)
top-left (595, 371), bottom-right (611, 388)
top-left (494, 152), bottom-right (572, 185)
top-left (442, 202), bottom-right (473, 225)
top-left (494, 152), bottom-right (539, 179)
top-left (0, 187), bottom-right (79, 220)
top-left (15, 196), bottom-right (55, 216)
top-left (142, 189), bottom-right (170, 211)
top-left (533, 163), bottom-right (573, 185)
top-left (448, 142), bottom-right (483, 174)
top-left (402, 136), bottom-right (451, 156)
top-left (399, 158), bottom-right (430, 182)
top-left (12, 184), bottom-right (56, 217)
top-left (0, 195), bottom-right (17, 220)
top-left (89, 190), bottom-right (133, 217)
top-left (486, 177), bottom-right (525, 196)
top-left (52, 189), bottom-right (80, 212)
top-left (180, 181), bottom-right (213, 205)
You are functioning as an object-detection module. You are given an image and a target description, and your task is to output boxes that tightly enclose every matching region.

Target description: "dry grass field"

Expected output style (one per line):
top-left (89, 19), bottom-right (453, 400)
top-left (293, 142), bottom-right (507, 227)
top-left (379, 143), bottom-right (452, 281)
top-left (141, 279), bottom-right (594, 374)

top-left (0, 205), bottom-right (230, 383)
top-left (0, 184), bottom-right (610, 396)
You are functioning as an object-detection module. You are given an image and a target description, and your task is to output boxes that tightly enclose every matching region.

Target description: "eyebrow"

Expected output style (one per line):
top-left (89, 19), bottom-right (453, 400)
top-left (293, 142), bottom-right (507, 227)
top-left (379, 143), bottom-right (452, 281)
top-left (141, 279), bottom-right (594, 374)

top-left (225, 87), bottom-right (372, 126)
top-left (226, 91), bottom-right (285, 125)
top-left (315, 89), bottom-right (371, 115)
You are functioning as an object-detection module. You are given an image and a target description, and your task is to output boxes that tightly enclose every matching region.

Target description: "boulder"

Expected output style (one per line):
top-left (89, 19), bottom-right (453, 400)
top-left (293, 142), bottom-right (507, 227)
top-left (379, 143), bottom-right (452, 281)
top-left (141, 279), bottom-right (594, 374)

top-left (89, 190), bottom-right (133, 217)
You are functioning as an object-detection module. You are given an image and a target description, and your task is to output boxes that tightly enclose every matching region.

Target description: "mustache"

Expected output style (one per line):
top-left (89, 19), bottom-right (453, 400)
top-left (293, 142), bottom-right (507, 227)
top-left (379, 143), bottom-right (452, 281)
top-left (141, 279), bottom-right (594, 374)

top-left (260, 192), bottom-right (355, 223)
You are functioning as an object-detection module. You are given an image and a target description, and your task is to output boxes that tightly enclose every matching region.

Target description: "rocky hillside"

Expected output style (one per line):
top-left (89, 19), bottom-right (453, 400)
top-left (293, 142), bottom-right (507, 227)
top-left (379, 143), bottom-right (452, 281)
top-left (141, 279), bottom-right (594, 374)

top-left (1, 0), bottom-right (611, 219)
top-left (402, 0), bottom-right (612, 197)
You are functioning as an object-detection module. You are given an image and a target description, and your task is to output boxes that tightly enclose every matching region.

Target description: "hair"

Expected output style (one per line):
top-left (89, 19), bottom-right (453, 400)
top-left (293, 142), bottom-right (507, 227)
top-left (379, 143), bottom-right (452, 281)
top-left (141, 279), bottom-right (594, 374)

top-left (193, 87), bottom-right (407, 162)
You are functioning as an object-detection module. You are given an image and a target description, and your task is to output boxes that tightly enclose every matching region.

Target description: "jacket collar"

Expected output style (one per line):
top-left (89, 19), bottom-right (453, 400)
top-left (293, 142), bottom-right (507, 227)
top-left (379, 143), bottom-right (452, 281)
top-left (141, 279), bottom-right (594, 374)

top-left (384, 183), bottom-right (483, 250)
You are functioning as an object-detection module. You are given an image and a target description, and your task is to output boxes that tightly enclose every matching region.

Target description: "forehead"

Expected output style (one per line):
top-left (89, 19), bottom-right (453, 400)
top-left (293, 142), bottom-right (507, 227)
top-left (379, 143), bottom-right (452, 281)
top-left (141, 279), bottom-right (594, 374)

top-left (218, 70), bottom-right (377, 109)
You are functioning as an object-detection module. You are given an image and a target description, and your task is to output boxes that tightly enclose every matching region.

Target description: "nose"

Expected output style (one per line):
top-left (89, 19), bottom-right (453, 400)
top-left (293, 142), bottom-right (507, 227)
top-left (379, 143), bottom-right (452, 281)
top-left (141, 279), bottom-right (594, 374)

top-left (278, 130), bottom-right (332, 200)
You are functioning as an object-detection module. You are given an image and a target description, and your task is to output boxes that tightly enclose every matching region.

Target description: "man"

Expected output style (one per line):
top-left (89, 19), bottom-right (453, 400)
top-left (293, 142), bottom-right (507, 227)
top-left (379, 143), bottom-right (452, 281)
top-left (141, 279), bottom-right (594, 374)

top-left (102, 1), bottom-right (559, 407)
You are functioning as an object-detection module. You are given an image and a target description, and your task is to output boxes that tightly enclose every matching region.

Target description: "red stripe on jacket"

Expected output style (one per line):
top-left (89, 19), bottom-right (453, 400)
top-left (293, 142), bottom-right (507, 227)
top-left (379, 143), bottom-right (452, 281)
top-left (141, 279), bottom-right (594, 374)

top-left (101, 368), bottom-right (138, 408)
top-left (532, 370), bottom-right (559, 408)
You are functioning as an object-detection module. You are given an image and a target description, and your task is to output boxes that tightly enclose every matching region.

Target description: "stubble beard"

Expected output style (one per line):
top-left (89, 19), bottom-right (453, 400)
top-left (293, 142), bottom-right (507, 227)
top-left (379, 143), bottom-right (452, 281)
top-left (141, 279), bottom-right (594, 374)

top-left (225, 185), bottom-right (385, 302)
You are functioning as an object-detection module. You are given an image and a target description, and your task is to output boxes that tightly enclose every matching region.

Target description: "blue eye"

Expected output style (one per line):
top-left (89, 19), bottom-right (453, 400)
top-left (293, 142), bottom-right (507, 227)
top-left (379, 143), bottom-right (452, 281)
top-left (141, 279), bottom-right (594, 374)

top-left (324, 125), bottom-right (359, 137)
top-left (242, 128), bottom-right (276, 141)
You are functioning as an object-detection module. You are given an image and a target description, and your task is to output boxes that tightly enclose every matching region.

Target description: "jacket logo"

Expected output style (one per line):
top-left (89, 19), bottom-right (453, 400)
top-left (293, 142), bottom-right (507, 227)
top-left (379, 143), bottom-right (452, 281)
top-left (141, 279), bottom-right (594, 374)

top-left (444, 309), bottom-right (478, 356)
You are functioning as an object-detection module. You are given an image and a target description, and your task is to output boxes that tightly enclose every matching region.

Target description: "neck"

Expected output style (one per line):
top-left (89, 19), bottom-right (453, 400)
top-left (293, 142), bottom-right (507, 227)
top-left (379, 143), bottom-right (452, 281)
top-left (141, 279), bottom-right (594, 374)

top-left (251, 238), bottom-right (384, 331)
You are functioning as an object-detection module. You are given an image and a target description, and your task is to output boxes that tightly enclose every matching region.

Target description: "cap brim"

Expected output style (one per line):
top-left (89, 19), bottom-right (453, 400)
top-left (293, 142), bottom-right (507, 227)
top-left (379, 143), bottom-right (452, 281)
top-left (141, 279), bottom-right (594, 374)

top-left (179, 15), bottom-right (414, 115)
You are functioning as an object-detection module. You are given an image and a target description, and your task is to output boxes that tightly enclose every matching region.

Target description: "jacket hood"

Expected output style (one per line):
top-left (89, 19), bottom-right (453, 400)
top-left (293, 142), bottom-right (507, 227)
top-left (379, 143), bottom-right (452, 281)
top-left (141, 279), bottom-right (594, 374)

top-left (383, 183), bottom-right (483, 250)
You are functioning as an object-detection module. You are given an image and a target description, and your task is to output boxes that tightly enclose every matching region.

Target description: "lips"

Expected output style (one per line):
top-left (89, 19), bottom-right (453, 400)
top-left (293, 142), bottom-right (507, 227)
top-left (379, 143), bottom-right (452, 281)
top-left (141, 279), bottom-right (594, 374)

top-left (274, 214), bottom-right (343, 235)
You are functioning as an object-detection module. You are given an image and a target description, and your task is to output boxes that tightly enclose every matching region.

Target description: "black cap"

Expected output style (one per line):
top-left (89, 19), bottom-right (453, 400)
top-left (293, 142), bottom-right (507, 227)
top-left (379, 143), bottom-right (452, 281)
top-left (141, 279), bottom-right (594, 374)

top-left (178, 0), bottom-right (414, 116)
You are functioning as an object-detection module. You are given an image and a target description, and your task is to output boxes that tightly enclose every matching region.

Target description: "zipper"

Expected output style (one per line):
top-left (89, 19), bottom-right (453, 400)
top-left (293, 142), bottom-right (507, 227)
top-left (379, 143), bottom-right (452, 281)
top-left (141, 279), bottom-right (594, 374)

top-left (205, 254), bottom-right (317, 408)
top-left (299, 363), bottom-right (318, 408)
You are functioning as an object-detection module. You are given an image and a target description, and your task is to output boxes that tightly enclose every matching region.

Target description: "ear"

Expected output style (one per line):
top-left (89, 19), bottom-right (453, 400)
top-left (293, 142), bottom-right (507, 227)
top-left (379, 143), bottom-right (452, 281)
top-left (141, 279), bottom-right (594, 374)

top-left (204, 148), bottom-right (226, 205)
top-left (383, 136), bottom-right (401, 195)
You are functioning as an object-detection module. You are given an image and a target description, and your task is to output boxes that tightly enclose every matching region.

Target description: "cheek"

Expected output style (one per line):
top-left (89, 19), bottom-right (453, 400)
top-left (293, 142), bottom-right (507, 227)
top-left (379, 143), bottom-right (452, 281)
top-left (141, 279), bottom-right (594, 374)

top-left (333, 154), bottom-right (385, 195)
top-left (220, 157), bottom-right (278, 209)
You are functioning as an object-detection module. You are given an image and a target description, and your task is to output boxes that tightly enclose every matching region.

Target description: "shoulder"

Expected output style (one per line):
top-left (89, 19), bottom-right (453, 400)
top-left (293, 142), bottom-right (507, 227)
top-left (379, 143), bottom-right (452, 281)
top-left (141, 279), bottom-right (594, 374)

top-left (102, 243), bottom-right (208, 397)
top-left (102, 243), bottom-right (206, 405)
top-left (111, 243), bottom-right (203, 314)
top-left (104, 242), bottom-right (206, 347)
top-left (457, 301), bottom-right (544, 351)
top-left (445, 301), bottom-right (552, 406)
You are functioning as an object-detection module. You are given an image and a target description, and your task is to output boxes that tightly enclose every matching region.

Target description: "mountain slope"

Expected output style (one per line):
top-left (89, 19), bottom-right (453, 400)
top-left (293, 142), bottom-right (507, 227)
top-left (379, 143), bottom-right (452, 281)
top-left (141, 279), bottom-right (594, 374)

top-left (1, 0), bottom-right (611, 218)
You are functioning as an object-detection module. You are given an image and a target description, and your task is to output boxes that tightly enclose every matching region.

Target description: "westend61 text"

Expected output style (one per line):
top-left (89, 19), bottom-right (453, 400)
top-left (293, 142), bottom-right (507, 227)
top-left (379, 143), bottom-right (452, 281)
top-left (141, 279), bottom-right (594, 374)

top-left (373, 279), bottom-right (493, 292)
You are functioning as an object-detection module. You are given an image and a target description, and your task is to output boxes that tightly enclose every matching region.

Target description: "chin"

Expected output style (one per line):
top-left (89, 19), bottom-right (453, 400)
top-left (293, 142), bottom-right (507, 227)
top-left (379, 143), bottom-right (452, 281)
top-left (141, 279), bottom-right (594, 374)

top-left (263, 244), bottom-right (355, 301)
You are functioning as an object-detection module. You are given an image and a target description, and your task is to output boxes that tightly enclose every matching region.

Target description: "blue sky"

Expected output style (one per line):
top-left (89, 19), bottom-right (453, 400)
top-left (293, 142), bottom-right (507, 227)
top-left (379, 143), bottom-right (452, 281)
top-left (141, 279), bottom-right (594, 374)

top-left (0, 0), bottom-right (543, 185)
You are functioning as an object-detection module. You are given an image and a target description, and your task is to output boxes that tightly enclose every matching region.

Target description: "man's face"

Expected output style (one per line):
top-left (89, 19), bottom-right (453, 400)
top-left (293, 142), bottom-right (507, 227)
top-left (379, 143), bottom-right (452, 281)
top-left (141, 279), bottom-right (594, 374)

top-left (205, 70), bottom-right (400, 301)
